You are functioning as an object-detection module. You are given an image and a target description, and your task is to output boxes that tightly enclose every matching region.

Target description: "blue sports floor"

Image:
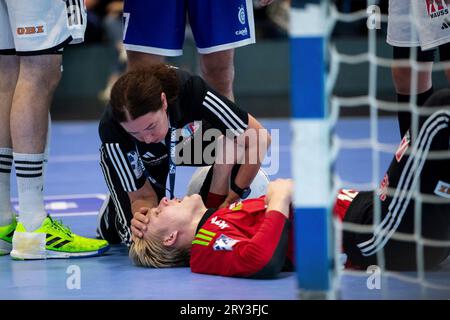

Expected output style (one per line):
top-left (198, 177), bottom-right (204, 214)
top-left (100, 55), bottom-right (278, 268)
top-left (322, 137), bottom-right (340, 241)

top-left (1, 119), bottom-right (449, 300)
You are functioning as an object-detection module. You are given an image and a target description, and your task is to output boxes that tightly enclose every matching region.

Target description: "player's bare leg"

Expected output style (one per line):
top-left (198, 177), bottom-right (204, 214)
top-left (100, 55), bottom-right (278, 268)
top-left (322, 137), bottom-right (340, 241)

top-left (0, 55), bottom-right (18, 148)
top-left (199, 49), bottom-right (235, 101)
top-left (10, 55), bottom-right (62, 231)
top-left (9, 54), bottom-right (109, 259)
top-left (126, 51), bottom-right (165, 71)
top-left (11, 55), bottom-right (60, 152)
top-left (0, 55), bottom-right (19, 230)
top-left (391, 64), bottom-right (433, 95)
top-left (391, 63), bottom-right (433, 137)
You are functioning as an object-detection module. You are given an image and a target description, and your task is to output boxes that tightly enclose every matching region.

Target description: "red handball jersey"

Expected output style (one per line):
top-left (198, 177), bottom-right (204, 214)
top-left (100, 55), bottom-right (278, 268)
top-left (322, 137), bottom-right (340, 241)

top-left (190, 196), bottom-right (293, 278)
top-left (190, 191), bottom-right (358, 278)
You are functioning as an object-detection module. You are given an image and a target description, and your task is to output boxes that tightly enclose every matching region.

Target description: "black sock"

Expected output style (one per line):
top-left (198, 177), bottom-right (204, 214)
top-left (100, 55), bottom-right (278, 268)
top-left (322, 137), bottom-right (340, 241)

top-left (397, 87), bottom-right (434, 138)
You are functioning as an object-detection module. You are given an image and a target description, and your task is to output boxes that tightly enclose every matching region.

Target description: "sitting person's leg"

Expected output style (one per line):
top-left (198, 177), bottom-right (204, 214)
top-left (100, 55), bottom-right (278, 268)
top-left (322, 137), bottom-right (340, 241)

top-left (196, 164), bottom-right (233, 209)
top-left (344, 95), bottom-right (450, 270)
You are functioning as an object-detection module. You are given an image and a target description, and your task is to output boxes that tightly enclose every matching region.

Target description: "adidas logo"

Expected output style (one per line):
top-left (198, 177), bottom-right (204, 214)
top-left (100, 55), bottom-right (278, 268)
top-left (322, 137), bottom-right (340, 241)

top-left (46, 233), bottom-right (71, 249)
top-left (442, 17), bottom-right (450, 29)
top-left (142, 151), bottom-right (155, 159)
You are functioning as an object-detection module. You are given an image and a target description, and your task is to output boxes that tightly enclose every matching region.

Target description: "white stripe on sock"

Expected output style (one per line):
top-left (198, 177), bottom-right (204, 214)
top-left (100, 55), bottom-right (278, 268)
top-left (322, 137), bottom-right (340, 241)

top-left (13, 153), bottom-right (47, 231)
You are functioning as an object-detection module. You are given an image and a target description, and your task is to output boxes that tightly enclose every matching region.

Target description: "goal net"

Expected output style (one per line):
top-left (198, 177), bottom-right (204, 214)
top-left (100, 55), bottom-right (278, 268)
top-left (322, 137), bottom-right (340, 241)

top-left (291, 0), bottom-right (450, 299)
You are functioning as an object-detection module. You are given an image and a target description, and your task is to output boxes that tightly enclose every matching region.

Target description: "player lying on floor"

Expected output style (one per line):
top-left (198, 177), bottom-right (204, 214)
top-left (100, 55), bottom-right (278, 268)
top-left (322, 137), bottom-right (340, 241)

top-left (128, 98), bottom-right (450, 278)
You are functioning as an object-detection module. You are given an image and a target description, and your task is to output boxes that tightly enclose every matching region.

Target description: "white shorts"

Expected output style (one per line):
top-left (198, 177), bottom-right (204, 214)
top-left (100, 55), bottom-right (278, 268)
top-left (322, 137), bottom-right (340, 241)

top-left (0, 0), bottom-right (87, 55)
top-left (387, 0), bottom-right (450, 51)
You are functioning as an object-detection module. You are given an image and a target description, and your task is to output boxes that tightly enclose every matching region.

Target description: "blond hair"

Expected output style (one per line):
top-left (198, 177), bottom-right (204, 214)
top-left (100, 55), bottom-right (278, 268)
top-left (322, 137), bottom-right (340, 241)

top-left (129, 233), bottom-right (190, 268)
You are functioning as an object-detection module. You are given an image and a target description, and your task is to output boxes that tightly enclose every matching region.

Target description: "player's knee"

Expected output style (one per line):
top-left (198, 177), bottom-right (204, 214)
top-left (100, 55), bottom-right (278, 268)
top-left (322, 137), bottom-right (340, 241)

top-left (201, 63), bottom-right (234, 85)
top-left (391, 67), bottom-right (411, 92)
top-left (392, 66), bottom-right (432, 94)
top-left (126, 51), bottom-right (165, 71)
top-left (200, 54), bottom-right (235, 88)
top-left (186, 166), bottom-right (270, 198)
top-left (20, 55), bottom-right (63, 91)
top-left (0, 56), bottom-right (19, 91)
top-left (48, 69), bottom-right (62, 90)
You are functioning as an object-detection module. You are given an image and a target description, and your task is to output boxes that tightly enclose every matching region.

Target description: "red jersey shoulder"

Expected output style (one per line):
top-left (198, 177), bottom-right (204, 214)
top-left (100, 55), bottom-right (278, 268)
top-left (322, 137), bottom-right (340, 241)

top-left (226, 196), bottom-right (267, 214)
top-left (191, 196), bottom-right (268, 253)
top-left (191, 225), bottom-right (244, 253)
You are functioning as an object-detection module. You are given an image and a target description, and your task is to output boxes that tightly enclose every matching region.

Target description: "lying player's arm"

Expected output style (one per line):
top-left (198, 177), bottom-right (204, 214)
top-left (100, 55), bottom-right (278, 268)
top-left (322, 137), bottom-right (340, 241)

top-left (235, 208), bottom-right (291, 278)
top-left (265, 179), bottom-right (292, 218)
top-left (234, 179), bottom-right (293, 277)
top-left (128, 180), bottom-right (158, 238)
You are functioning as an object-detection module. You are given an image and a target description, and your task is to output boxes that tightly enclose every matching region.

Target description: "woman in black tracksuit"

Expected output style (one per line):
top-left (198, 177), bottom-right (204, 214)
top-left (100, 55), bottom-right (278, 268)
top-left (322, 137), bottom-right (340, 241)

top-left (96, 64), bottom-right (270, 246)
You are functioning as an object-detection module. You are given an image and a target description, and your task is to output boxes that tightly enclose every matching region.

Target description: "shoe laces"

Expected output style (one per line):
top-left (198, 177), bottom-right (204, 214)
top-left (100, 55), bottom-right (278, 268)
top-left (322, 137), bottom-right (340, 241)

top-left (48, 216), bottom-right (72, 237)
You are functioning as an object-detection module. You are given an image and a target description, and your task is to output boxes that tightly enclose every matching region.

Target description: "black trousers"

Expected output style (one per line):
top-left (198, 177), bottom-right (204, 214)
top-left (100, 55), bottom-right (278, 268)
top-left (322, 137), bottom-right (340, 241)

top-left (343, 110), bottom-right (450, 270)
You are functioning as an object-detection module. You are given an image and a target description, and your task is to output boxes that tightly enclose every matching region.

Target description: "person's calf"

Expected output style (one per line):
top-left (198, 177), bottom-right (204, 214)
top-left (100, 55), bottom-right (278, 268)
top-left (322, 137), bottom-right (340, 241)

top-left (200, 50), bottom-right (235, 101)
top-left (126, 51), bottom-right (165, 71)
top-left (10, 55), bottom-right (62, 153)
top-left (0, 55), bottom-right (19, 147)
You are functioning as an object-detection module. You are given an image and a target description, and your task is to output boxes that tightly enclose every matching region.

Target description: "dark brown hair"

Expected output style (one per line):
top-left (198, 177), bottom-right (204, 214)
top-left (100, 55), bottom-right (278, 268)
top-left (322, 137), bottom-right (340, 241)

top-left (110, 64), bottom-right (179, 122)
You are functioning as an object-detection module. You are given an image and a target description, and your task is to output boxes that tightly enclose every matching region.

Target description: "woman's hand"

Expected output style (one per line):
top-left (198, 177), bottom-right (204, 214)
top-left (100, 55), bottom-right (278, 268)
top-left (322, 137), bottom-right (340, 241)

top-left (131, 207), bottom-right (150, 239)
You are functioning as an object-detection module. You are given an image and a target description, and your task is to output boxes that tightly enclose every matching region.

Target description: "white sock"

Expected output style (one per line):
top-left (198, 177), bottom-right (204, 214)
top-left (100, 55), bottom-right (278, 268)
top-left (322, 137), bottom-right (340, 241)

top-left (43, 113), bottom-right (51, 181)
top-left (0, 148), bottom-right (14, 226)
top-left (14, 152), bottom-right (47, 231)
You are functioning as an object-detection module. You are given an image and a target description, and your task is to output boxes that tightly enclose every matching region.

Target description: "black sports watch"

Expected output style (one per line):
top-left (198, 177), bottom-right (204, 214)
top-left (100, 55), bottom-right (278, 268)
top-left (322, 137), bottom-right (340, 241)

top-left (230, 180), bottom-right (251, 199)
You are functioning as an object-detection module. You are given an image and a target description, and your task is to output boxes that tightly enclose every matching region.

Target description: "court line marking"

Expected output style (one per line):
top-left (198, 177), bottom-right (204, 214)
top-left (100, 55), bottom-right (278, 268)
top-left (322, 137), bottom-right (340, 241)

top-left (12, 194), bottom-right (105, 217)
top-left (49, 155), bottom-right (99, 162)
top-left (52, 211), bottom-right (99, 217)
top-left (11, 194), bottom-right (105, 217)
top-left (11, 193), bottom-right (107, 201)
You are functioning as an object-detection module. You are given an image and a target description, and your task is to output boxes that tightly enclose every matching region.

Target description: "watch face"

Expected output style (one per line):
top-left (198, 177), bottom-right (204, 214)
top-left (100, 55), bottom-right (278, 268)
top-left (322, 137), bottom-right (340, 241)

top-left (241, 188), bottom-right (251, 199)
